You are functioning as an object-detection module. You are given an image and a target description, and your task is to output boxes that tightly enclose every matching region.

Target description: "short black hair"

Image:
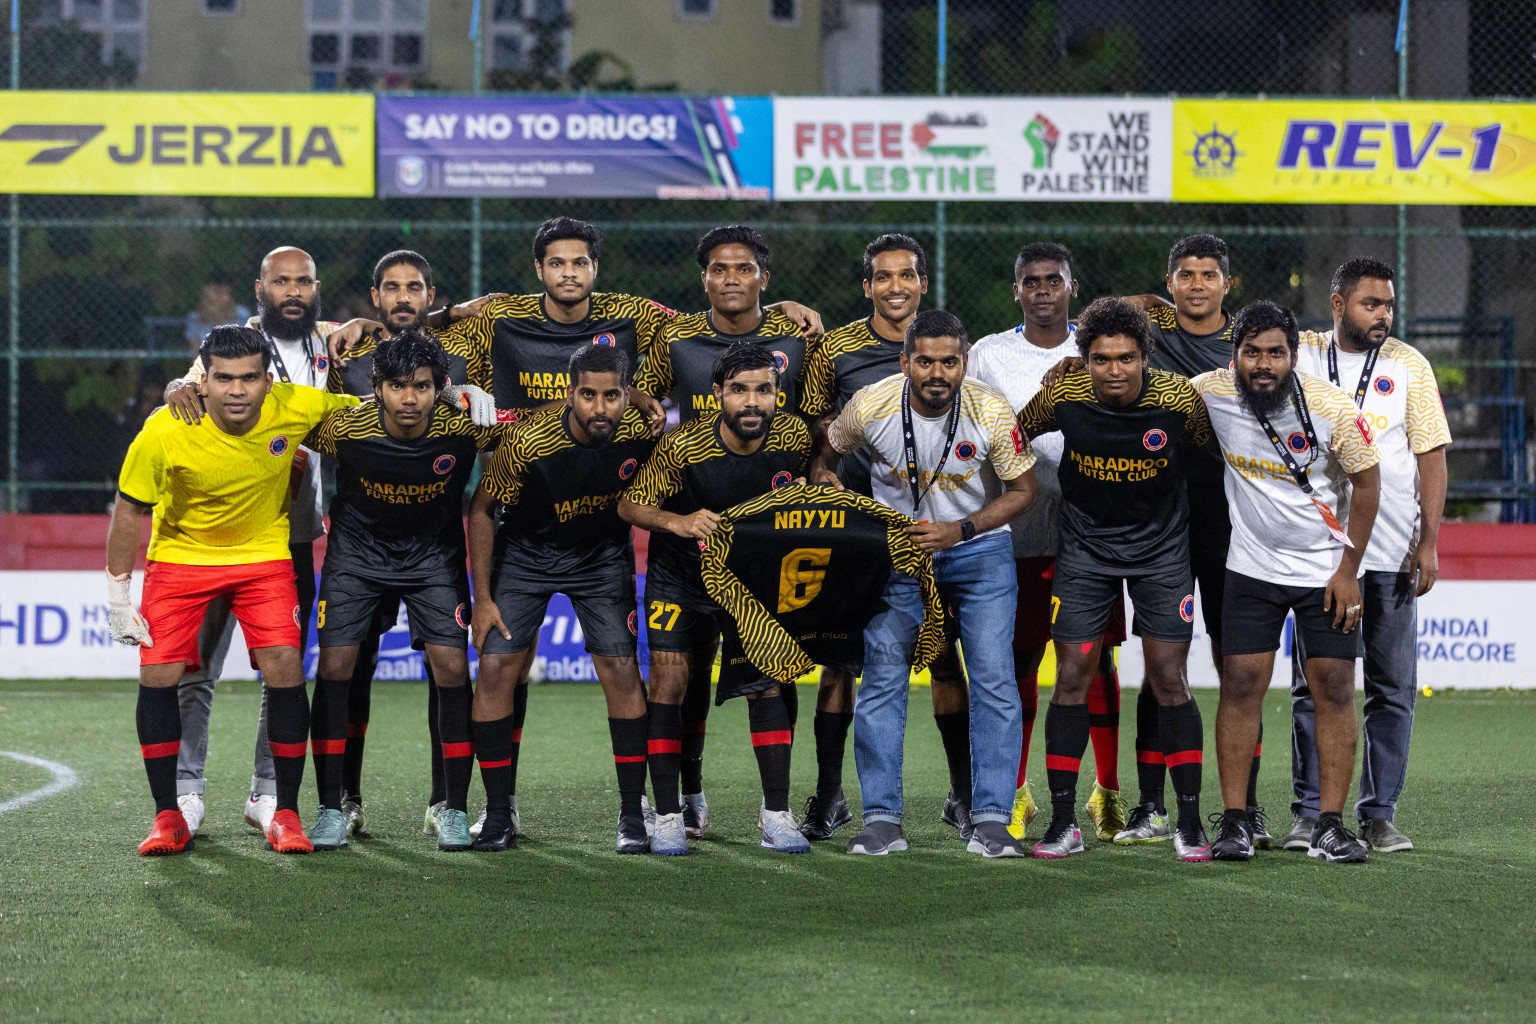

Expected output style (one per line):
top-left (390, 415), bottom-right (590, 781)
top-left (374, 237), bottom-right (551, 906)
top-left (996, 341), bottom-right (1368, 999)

top-left (1074, 296), bottom-right (1155, 360)
top-left (370, 328), bottom-right (449, 391)
top-left (1230, 299), bottom-right (1299, 355)
top-left (567, 343), bottom-right (632, 389)
top-left (1330, 257), bottom-right (1395, 300)
top-left (862, 233), bottom-right (927, 282)
top-left (1014, 241), bottom-right (1073, 280)
top-left (372, 249), bottom-right (433, 290)
top-left (711, 342), bottom-right (780, 389)
top-left (696, 225), bottom-right (770, 273)
top-left (903, 308), bottom-right (968, 356)
top-left (199, 324), bottom-right (269, 372)
top-left (532, 216), bottom-right (602, 264)
top-left (1167, 233), bottom-right (1230, 277)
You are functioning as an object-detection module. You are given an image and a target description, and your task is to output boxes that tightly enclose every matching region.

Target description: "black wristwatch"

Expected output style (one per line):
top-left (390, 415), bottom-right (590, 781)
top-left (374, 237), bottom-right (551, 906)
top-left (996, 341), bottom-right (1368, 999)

top-left (959, 519), bottom-right (977, 542)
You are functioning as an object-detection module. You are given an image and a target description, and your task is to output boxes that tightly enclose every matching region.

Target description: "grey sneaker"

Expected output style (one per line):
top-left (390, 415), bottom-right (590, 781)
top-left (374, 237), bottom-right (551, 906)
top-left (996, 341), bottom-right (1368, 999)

top-left (308, 806), bottom-right (349, 851)
top-left (1247, 806), bottom-right (1275, 850)
top-left (1032, 817), bottom-right (1086, 859)
top-left (940, 789), bottom-right (975, 841)
top-left (1282, 814), bottom-right (1319, 851)
top-left (682, 792), bottom-right (709, 840)
top-left (1113, 803), bottom-right (1172, 844)
top-left (1359, 817), bottom-right (1413, 852)
top-left (847, 820), bottom-right (907, 856)
top-left (341, 797), bottom-right (366, 836)
top-left (967, 820), bottom-right (1027, 858)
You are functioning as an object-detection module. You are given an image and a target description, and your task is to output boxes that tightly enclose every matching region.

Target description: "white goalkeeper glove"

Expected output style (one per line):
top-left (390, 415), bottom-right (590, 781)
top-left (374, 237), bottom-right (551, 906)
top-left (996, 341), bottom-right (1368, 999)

top-left (107, 571), bottom-right (153, 648)
top-left (439, 383), bottom-right (499, 428)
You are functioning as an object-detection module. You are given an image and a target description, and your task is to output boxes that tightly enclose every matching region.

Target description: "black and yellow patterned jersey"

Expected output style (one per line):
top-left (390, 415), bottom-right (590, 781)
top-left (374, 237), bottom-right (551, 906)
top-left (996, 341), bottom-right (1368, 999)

top-left (304, 404), bottom-right (503, 584)
top-left (799, 316), bottom-right (905, 420)
top-left (625, 410), bottom-right (811, 601)
top-left (701, 484), bottom-right (943, 695)
top-left (479, 404), bottom-right (656, 587)
top-left (1147, 304), bottom-right (1233, 380)
top-left (634, 308), bottom-right (810, 424)
top-left (1018, 368), bottom-right (1213, 573)
top-left (451, 292), bottom-right (672, 411)
top-left (326, 323), bottom-right (486, 398)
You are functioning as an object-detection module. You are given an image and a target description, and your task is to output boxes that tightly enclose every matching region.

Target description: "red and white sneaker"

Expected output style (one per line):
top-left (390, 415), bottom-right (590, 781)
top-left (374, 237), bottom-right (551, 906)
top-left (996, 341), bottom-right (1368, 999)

top-left (265, 809), bottom-right (314, 854)
top-left (138, 809), bottom-right (193, 857)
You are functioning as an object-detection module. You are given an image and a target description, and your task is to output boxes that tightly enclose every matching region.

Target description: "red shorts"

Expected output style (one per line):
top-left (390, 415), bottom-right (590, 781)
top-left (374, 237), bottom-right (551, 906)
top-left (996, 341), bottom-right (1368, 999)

top-left (140, 559), bottom-right (301, 671)
top-left (1014, 555), bottom-right (1126, 653)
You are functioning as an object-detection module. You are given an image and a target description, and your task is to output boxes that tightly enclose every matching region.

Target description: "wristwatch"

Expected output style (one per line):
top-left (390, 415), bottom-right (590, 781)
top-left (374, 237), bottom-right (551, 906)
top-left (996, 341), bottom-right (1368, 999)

top-left (959, 519), bottom-right (977, 542)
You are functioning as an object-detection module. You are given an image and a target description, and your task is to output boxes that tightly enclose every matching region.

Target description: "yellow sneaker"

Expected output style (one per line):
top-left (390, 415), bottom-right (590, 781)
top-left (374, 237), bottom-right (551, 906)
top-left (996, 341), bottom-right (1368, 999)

top-left (1085, 782), bottom-right (1127, 842)
top-left (1006, 783), bottom-right (1038, 840)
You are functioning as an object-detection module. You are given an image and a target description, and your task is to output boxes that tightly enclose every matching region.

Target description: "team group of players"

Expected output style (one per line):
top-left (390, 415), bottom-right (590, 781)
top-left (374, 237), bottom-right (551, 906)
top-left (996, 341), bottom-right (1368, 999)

top-left (108, 216), bottom-right (1448, 865)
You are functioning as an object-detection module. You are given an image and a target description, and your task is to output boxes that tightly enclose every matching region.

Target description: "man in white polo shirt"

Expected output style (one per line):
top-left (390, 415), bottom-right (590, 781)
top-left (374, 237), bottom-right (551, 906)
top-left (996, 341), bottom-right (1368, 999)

top-left (1287, 258), bottom-right (1450, 854)
top-left (1191, 300), bottom-right (1381, 864)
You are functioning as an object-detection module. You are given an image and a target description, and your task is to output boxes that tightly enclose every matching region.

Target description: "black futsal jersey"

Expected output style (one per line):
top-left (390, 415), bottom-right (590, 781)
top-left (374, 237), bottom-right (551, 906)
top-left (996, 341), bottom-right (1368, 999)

top-left (799, 317), bottom-right (905, 419)
top-left (1018, 368), bottom-right (1212, 573)
top-left (326, 323), bottom-right (484, 398)
top-left (453, 292), bottom-right (672, 410)
top-left (478, 404), bottom-right (657, 588)
top-left (625, 411), bottom-right (811, 604)
top-left (702, 485), bottom-right (944, 698)
top-left (304, 404), bottom-right (503, 584)
top-left (635, 308), bottom-right (810, 424)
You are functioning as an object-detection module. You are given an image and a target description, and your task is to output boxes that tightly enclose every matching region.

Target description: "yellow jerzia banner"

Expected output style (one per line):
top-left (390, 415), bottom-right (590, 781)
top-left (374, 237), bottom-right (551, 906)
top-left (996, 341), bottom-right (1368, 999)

top-left (1173, 99), bottom-right (1536, 205)
top-left (0, 92), bottom-right (374, 196)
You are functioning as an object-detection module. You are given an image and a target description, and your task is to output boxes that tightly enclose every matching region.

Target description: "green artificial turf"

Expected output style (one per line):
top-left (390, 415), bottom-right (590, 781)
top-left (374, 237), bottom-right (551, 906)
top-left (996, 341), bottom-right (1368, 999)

top-left (1, 680), bottom-right (1532, 1023)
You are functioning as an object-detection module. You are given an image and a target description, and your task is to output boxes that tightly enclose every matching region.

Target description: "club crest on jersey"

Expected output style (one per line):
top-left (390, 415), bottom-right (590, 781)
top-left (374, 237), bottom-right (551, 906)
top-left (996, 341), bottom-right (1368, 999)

top-left (268, 435), bottom-right (289, 457)
top-left (592, 332), bottom-right (616, 347)
top-left (954, 440), bottom-right (977, 461)
top-left (619, 458), bottom-right (638, 481)
top-left (1179, 594), bottom-right (1195, 623)
top-left (771, 470), bottom-right (793, 489)
top-left (1287, 432), bottom-right (1310, 454)
top-left (771, 350), bottom-right (789, 372)
top-left (433, 454), bottom-right (456, 475)
top-left (1143, 429), bottom-right (1168, 452)
top-left (1373, 376), bottom-right (1394, 396)
top-left (313, 353), bottom-right (329, 373)
top-left (627, 611), bottom-right (639, 636)
top-left (291, 605), bottom-right (300, 627)
top-left (455, 604), bottom-right (469, 629)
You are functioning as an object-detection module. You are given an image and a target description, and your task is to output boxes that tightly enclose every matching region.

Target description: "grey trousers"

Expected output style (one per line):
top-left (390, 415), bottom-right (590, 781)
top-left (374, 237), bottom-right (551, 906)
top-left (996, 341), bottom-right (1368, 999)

top-left (174, 543), bottom-right (315, 797)
top-left (1289, 570), bottom-right (1418, 822)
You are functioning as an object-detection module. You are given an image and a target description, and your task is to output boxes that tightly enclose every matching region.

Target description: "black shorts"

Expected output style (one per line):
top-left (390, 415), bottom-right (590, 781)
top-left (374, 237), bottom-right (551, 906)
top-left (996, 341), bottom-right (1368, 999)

top-left (480, 569), bottom-right (639, 658)
top-left (317, 570), bottom-right (469, 650)
top-left (1220, 569), bottom-right (1363, 661)
top-left (643, 577), bottom-right (723, 654)
top-left (1051, 560), bottom-right (1194, 645)
top-left (1187, 456), bottom-right (1231, 638)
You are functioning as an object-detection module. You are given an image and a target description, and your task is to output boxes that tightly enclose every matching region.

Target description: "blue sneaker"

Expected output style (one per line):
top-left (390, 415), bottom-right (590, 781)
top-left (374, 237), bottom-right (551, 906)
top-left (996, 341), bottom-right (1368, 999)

top-left (651, 812), bottom-right (688, 856)
top-left (437, 808), bottom-right (473, 852)
top-left (760, 808), bottom-right (810, 853)
top-left (308, 806), bottom-right (348, 851)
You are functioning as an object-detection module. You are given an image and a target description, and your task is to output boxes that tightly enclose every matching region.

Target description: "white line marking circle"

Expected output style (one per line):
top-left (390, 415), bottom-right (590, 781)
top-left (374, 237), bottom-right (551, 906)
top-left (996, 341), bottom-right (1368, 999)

top-left (0, 750), bottom-right (80, 816)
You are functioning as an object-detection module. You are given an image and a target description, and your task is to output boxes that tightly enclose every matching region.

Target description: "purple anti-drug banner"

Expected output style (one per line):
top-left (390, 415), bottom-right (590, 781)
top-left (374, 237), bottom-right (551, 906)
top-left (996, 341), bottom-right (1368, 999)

top-left (377, 95), bottom-right (772, 199)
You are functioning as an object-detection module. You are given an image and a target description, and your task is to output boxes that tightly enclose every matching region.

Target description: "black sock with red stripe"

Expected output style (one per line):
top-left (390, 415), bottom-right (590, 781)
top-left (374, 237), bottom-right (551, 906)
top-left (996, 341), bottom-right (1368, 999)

top-left (647, 702), bottom-right (683, 816)
top-left (509, 682), bottom-right (528, 798)
top-left (1247, 722), bottom-right (1262, 808)
top-left (343, 646), bottom-right (374, 804)
top-left (426, 660), bottom-right (445, 806)
top-left (1044, 702), bottom-right (1090, 823)
top-left (136, 685), bottom-right (181, 813)
top-left (265, 684), bottom-right (310, 813)
top-left (680, 673), bottom-right (710, 796)
top-left (1158, 699), bottom-right (1205, 830)
top-left (309, 675), bottom-right (349, 809)
top-left (1135, 684), bottom-right (1165, 812)
top-left (1087, 668), bottom-right (1121, 790)
top-left (436, 684), bottom-right (473, 813)
top-left (933, 711), bottom-right (972, 809)
top-left (749, 694), bottom-right (793, 813)
top-left (813, 710), bottom-right (853, 800)
top-left (780, 681), bottom-right (799, 731)
top-left (473, 714), bottom-right (514, 813)
top-left (608, 714), bottom-right (648, 816)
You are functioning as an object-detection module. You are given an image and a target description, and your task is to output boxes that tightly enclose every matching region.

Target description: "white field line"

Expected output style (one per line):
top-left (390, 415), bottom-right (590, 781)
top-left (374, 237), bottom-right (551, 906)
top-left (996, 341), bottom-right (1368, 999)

top-left (0, 751), bottom-right (81, 815)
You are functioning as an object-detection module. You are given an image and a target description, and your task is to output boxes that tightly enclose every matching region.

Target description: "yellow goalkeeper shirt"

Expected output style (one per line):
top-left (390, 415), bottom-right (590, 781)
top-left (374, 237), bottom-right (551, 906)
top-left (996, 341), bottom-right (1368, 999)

top-left (118, 383), bottom-right (360, 566)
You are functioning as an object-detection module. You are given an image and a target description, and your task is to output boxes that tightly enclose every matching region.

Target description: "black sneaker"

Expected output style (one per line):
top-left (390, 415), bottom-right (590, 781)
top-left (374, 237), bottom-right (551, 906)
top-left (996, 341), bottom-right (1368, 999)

top-left (1209, 812), bottom-right (1255, 861)
top-left (800, 790), bottom-right (853, 841)
top-left (1247, 805), bottom-right (1275, 850)
top-left (616, 810), bottom-right (651, 855)
top-left (941, 789), bottom-right (974, 841)
top-left (1308, 819), bottom-right (1369, 863)
top-left (1282, 814), bottom-right (1318, 852)
top-left (471, 810), bottom-right (517, 852)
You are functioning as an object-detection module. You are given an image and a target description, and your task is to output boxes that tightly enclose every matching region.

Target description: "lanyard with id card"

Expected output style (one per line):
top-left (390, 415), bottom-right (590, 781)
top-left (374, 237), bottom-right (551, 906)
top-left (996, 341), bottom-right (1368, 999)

top-left (1325, 336), bottom-right (1380, 410)
top-left (1253, 376), bottom-right (1353, 547)
top-left (900, 378), bottom-right (962, 518)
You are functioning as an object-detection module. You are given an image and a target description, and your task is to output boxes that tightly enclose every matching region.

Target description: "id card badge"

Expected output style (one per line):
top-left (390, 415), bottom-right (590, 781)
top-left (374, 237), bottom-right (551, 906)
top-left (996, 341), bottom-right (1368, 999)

top-left (1310, 497), bottom-right (1353, 547)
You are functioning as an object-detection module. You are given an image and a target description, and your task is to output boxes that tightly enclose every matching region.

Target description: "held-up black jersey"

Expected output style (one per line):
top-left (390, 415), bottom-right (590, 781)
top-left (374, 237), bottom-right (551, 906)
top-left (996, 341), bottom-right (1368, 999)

top-left (799, 317), bottom-right (905, 419)
top-left (1019, 369), bottom-right (1213, 573)
top-left (453, 292), bottom-right (672, 410)
top-left (479, 404), bottom-right (657, 587)
top-left (702, 485), bottom-right (944, 697)
top-left (326, 323), bottom-right (484, 398)
top-left (304, 405), bottom-right (503, 584)
top-left (625, 411), bottom-right (811, 600)
top-left (635, 308), bottom-right (810, 424)
top-left (1146, 304), bottom-right (1233, 534)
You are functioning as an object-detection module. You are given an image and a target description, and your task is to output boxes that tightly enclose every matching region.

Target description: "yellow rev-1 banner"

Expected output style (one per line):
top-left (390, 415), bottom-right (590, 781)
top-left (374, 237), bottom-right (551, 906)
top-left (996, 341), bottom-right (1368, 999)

top-left (0, 92), bottom-right (374, 197)
top-left (1173, 99), bottom-right (1536, 205)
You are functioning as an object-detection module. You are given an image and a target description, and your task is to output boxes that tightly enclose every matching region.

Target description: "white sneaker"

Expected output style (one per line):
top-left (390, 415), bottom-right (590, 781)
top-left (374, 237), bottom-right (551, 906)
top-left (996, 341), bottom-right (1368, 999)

top-left (243, 792), bottom-right (275, 832)
top-left (176, 793), bottom-right (205, 837)
top-left (682, 792), bottom-right (709, 840)
top-left (469, 807), bottom-right (486, 838)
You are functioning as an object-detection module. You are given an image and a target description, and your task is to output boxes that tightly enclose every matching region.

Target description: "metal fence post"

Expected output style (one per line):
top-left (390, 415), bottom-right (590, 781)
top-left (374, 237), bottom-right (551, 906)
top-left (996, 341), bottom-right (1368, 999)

top-left (8, 0), bottom-right (19, 513)
top-left (1396, 0), bottom-right (1409, 327)
top-left (933, 0), bottom-right (947, 309)
top-left (469, 0), bottom-right (485, 297)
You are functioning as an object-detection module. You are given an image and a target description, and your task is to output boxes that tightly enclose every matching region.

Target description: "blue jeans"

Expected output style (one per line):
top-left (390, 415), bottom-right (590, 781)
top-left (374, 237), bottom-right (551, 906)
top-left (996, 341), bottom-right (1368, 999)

top-left (854, 531), bottom-right (1021, 825)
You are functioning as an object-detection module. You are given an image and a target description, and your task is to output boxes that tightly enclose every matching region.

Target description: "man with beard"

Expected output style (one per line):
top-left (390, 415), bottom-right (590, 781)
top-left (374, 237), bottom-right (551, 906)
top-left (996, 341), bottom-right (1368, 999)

top-left (1190, 300), bottom-right (1381, 863)
top-left (619, 344), bottom-right (814, 856)
top-left (467, 344), bottom-right (659, 853)
top-left (1287, 259), bottom-right (1449, 854)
